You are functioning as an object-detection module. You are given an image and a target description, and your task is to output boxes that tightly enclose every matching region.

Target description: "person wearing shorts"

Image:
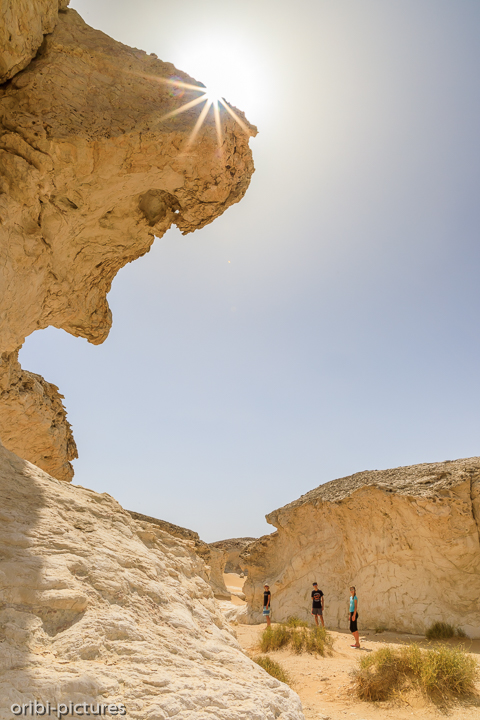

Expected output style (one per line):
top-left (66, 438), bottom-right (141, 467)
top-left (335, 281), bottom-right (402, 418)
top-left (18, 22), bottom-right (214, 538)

top-left (263, 584), bottom-right (271, 626)
top-left (349, 586), bottom-right (360, 648)
top-left (311, 582), bottom-right (324, 627)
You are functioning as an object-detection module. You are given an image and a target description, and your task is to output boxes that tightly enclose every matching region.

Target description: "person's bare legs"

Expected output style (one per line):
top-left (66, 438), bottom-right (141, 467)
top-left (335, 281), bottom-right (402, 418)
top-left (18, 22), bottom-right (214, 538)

top-left (351, 630), bottom-right (360, 647)
top-left (266, 614), bottom-right (271, 627)
top-left (320, 614), bottom-right (325, 628)
top-left (313, 613), bottom-right (319, 626)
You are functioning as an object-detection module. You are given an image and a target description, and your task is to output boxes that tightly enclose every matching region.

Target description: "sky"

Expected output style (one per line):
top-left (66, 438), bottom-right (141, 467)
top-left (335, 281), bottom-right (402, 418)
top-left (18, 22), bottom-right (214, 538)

top-left (20, 0), bottom-right (480, 542)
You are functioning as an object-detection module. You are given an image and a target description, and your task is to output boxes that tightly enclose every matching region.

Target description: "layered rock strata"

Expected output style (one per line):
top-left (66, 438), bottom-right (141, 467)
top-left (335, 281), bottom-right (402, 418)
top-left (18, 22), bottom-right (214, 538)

top-left (0, 440), bottom-right (303, 719)
top-left (0, 6), bottom-right (256, 480)
top-left (241, 458), bottom-right (480, 638)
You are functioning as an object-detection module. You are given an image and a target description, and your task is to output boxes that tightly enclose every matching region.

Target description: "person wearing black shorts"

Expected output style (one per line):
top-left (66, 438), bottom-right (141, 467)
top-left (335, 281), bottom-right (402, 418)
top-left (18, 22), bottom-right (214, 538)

top-left (348, 586), bottom-right (360, 648)
top-left (311, 582), bottom-right (324, 627)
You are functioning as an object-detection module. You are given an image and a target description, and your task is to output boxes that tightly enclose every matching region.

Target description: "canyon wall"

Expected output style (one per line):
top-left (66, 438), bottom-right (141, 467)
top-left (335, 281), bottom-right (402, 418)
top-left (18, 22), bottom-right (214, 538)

top-left (128, 510), bottom-right (231, 599)
top-left (0, 440), bottom-right (303, 719)
top-left (0, 5), bottom-right (256, 480)
top-left (210, 537), bottom-right (256, 575)
top-left (241, 458), bottom-right (480, 638)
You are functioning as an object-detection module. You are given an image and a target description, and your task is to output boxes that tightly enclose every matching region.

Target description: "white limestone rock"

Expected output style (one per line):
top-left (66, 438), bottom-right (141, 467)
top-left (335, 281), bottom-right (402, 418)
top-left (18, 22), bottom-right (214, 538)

top-left (0, 440), bottom-right (304, 719)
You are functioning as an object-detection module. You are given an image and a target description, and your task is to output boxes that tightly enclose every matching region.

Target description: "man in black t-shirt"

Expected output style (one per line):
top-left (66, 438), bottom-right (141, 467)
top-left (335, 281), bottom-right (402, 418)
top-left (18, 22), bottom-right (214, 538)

top-left (263, 584), bottom-right (271, 626)
top-left (311, 582), bottom-right (324, 627)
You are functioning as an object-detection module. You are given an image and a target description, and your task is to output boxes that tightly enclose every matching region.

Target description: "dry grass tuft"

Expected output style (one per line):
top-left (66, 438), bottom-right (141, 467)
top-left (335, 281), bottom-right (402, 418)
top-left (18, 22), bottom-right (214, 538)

top-left (425, 621), bottom-right (456, 640)
top-left (253, 655), bottom-right (291, 685)
top-left (260, 622), bottom-right (332, 656)
top-left (354, 643), bottom-right (478, 705)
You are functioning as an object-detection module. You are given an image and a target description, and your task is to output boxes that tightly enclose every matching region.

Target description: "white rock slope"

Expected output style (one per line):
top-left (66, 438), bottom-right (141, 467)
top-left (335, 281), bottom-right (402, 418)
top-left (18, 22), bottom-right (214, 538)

top-left (0, 440), bottom-right (303, 720)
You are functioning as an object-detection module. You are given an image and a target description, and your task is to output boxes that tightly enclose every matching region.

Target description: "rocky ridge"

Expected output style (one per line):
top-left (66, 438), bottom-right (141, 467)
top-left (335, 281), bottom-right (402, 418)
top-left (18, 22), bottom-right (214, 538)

top-left (241, 457), bottom-right (480, 637)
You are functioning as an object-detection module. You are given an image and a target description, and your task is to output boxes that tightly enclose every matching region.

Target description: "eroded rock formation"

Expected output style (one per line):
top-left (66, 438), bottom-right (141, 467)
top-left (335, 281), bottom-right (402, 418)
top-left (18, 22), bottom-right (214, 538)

top-left (241, 458), bottom-right (480, 638)
top-left (210, 537), bottom-right (256, 574)
top-left (0, 5), bottom-right (256, 480)
top-left (0, 440), bottom-right (303, 719)
top-left (0, 350), bottom-right (77, 481)
top-left (128, 510), bottom-right (231, 599)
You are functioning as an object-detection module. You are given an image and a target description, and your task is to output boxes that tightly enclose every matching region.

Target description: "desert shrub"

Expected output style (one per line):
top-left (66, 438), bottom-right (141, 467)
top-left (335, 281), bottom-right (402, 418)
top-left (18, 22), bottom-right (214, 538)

top-left (355, 646), bottom-right (406, 701)
top-left (374, 625), bottom-right (387, 634)
top-left (260, 623), bottom-right (331, 656)
top-left (354, 643), bottom-right (478, 704)
top-left (285, 616), bottom-right (309, 628)
top-left (290, 627), bottom-right (307, 654)
top-left (425, 622), bottom-right (456, 640)
top-left (304, 626), bottom-right (332, 656)
top-left (253, 655), bottom-right (291, 684)
top-left (411, 644), bottom-right (477, 700)
top-left (456, 627), bottom-right (468, 639)
top-left (259, 624), bottom-right (291, 652)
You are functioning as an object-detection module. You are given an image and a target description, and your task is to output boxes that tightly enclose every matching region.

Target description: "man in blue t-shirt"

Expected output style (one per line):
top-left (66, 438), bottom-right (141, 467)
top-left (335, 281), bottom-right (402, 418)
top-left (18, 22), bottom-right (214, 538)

top-left (311, 582), bottom-right (325, 627)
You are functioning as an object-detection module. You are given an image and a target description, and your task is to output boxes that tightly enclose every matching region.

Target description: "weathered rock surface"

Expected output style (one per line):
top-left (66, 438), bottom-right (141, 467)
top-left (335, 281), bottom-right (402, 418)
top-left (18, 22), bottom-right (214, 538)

top-left (0, 0), bottom-right (68, 84)
top-left (128, 510), bottom-right (231, 599)
top-left (0, 350), bottom-right (77, 481)
top-left (210, 537), bottom-right (256, 575)
top-left (241, 458), bottom-right (480, 638)
top-left (0, 440), bottom-right (303, 719)
top-left (0, 7), bottom-right (256, 479)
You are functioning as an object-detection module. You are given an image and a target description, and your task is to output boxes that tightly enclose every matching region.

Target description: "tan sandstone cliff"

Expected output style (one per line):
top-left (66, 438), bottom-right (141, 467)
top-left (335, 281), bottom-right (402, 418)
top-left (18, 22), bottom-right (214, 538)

top-left (0, 440), bottom-right (303, 719)
top-left (241, 458), bottom-right (480, 638)
top-left (0, 4), bottom-right (256, 481)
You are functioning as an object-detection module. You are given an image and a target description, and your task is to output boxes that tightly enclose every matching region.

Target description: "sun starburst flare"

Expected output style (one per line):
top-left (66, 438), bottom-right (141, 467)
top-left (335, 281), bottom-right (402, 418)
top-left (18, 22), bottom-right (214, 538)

top-left (128, 71), bottom-right (254, 159)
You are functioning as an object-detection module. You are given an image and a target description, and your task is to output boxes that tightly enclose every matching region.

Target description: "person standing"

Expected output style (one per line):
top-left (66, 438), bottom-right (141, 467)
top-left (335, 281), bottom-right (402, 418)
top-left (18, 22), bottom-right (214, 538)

top-left (311, 582), bottom-right (325, 627)
top-left (349, 586), bottom-right (360, 648)
top-left (263, 584), bottom-right (271, 626)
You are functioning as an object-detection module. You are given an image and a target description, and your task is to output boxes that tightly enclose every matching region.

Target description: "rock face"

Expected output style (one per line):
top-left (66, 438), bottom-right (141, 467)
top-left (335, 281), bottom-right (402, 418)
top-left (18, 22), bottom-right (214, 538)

top-left (0, 440), bottom-right (303, 719)
top-left (210, 537), bottom-right (256, 574)
top-left (128, 510), bottom-right (231, 599)
top-left (0, 350), bottom-right (77, 481)
top-left (241, 458), bottom-right (480, 638)
top-left (0, 6), bottom-right (256, 480)
top-left (0, 0), bottom-right (68, 84)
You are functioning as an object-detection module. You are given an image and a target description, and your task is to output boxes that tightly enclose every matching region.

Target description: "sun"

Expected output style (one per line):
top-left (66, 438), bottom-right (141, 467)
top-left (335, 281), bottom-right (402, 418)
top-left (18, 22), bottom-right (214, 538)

top-left (204, 85), bottom-right (225, 104)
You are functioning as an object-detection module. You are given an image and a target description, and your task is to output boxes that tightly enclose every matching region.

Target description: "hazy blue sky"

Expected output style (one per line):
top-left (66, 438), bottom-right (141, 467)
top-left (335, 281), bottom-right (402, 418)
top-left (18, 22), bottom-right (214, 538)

top-left (21, 0), bottom-right (480, 541)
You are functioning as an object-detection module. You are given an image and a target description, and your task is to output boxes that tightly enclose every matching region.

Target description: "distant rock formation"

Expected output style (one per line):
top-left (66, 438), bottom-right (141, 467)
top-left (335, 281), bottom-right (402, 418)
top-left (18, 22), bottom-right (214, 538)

top-left (210, 537), bottom-right (256, 575)
top-left (0, 440), bottom-right (303, 719)
top-left (241, 458), bottom-right (480, 638)
top-left (128, 511), bottom-right (231, 599)
top-left (0, 4), bottom-right (256, 481)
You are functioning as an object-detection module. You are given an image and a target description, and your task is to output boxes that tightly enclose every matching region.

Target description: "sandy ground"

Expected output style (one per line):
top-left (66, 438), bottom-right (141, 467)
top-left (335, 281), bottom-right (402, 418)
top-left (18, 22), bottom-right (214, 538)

top-left (223, 572), bottom-right (247, 606)
top-left (222, 576), bottom-right (480, 720)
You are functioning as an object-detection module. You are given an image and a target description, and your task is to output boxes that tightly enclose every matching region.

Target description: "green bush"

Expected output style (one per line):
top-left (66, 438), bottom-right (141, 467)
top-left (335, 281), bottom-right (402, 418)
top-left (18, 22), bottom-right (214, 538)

top-left (253, 655), bottom-right (291, 685)
top-left (354, 643), bottom-right (478, 704)
top-left (425, 622), bottom-right (456, 640)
